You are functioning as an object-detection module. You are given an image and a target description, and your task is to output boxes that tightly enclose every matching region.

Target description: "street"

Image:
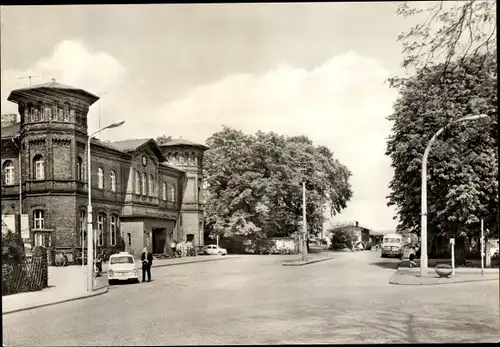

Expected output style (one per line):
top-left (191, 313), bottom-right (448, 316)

top-left (3, 251), bottom-right (499, 345)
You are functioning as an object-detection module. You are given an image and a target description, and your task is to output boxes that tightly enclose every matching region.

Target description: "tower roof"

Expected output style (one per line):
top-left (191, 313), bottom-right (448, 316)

top-left (7, 79), bottom-right (100, 106)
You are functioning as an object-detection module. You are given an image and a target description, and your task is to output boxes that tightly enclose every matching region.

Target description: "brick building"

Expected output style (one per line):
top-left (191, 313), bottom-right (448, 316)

top-left (1, 80), bottom-right (207, 260)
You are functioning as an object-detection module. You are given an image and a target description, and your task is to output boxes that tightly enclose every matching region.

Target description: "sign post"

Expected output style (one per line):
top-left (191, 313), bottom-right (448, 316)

top-left (450, 238), bottom-right (455, 277)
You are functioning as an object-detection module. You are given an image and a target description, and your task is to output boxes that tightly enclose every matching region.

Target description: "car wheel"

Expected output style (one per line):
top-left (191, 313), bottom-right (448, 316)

top-left (218, 251), bottom-right (222, 256)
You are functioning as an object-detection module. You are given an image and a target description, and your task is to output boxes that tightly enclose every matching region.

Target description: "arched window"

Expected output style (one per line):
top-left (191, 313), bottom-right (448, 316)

top-left (162, 182), bottom-right (167, 200)
top-left (33, 155), bottom-right (45, 180)
top-left (33, 210), bottom-right (44, 230)
top-left (110, 215), bottom-right (118, 246)
top-left (170, 184), bottom-right (176, 202)
top-left (76, 157), bottom-right (83, 181)
top-left (110, 171), bottom-right (116, 192)
top-left (2, 160), bottom-right (15, 185)
top-left (97, 168), bottom-right (104, 189)
top-left (97, 213), bottom-right (105, 246)
top-left (142, 173), bottom-right (147, 195)
top-left (135, 171), bottom-right (140, 194)
top-left (149, 174), bottom-right (154, 196)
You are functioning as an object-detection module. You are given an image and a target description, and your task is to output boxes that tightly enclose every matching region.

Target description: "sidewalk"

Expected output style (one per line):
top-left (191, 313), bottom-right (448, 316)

top-left (101, 254), bottom-right (239, 273)
top-left (2, 266), bottom-right (108, 315)
top-left (282, 251), bottom-right (335, 266)
top-left (390, 266), bottom-right (499, 285)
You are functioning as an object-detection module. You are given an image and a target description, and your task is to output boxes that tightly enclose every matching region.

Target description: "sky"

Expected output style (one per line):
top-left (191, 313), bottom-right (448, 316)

top-left (0, 3), bottom-right (444, 232)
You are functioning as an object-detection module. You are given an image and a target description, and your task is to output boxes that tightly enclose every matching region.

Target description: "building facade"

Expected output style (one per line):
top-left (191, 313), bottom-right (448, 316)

top-left (1, 80), bottom-right (207, 260)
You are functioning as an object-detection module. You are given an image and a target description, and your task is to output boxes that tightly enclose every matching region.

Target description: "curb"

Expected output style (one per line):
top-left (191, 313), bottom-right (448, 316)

top-left (2, 286), bottom-right (109, 316)
top-left (101, 256), bottom-right (239, 274)
top-left (389, 275), bottom-right (498, 286)
top-left (282, 256), bottom-right (334, 266)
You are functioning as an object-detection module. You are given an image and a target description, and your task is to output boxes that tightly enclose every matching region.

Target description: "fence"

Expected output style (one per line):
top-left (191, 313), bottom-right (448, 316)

top-left (2, 255), bottom-right (47, 296)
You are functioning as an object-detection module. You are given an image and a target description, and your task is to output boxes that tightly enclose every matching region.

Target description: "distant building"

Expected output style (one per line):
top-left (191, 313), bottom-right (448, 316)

top-left (1, 80), bottom-right (207, 260)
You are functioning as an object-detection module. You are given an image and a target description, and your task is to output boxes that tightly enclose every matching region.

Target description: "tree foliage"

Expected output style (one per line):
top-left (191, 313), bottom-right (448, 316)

top-left (156, 135), bottom-right (172, 145)
top-left (395, 1), bottom-right (496, 74)
top-left (1, 229), bottom-right (25, 265)
top-left (327, 224), bottom-right (358, 250)
top-left (386, 54), bottom-right (498, 240)
top-left (203, 126), bottom-right (352, 240)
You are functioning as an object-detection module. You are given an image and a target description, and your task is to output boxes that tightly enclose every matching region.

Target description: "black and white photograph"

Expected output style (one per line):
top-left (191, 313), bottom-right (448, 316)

top-left (1, 2), bottom-right (498, 345)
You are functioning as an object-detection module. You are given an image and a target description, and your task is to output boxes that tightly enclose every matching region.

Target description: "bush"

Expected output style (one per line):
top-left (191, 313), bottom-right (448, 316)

top-left (329, 228), bottom-right (357, 250)
top-left (1, 230), bottom-right (25, 265)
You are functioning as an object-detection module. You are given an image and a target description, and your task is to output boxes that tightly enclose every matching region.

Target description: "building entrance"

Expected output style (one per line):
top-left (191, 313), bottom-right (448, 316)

top-left (152, 228), bottom-right (166, 254)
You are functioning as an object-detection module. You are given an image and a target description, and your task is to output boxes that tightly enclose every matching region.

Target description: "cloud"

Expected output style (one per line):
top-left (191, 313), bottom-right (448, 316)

top-left (143, 50), bottom-right (399, 231)
top-left (1, 40), bottom-right (126, 121)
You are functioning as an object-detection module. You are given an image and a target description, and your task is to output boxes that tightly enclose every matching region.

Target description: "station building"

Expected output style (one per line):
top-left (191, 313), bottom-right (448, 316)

top-left (0, 80), bottom-right (207, 261)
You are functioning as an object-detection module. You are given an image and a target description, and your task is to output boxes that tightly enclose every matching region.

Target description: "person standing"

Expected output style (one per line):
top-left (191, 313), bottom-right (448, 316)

top-left (141, 247), bottom-right (153, 282)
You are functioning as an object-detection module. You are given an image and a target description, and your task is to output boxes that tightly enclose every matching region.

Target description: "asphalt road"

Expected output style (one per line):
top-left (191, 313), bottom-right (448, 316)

top-left (3, 251), bottom-right (499, 345)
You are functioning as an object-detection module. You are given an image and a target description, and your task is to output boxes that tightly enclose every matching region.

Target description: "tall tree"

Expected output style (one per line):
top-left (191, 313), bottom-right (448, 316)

top-left (395, 1), bottom-right (496, 74)
top-left (203, 126), bottom-right (352, 241)
top-left (386, 54), bottom-right (497, 242)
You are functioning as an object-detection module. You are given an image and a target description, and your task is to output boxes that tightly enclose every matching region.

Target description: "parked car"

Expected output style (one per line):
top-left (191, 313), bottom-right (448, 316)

top-left (107, 252), bottom-right (139, 285)
top-left (203, 244), bottom-right (228, 256)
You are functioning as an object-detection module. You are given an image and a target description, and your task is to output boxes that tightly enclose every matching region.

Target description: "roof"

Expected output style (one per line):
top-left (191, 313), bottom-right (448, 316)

top-left (159, 138), bottom-right (209, 150)
top-left (110, 138), bottom-right (166, 162)
top-left (110, 139), bottom-right (152, 152)
top-left (7, 79), bottom-right (100, 106)
top-left (1, 123), bottom-right (21, 139)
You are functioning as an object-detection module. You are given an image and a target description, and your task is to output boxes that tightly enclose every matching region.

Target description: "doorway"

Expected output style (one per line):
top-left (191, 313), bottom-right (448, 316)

top-left (152, 228), bottom-right (166, 254)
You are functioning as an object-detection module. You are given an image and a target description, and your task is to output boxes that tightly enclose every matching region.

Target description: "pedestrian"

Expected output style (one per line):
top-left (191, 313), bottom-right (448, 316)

top-left (141, 247), bottom-right (153, 282)
top-left (170, 240), bottom-right (177, 257)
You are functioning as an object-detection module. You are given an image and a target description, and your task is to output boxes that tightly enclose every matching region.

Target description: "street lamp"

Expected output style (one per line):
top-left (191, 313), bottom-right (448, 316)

top-left (420, 114), bottom-right (488, 277)
top-left (86, 120), bottom-right (125, 292)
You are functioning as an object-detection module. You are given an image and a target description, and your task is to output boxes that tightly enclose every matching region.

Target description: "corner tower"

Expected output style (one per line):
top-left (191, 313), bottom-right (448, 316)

top-left (7, 79), bottom-right (99, 251)
top-left (158, 139), bottom-right (208, 250)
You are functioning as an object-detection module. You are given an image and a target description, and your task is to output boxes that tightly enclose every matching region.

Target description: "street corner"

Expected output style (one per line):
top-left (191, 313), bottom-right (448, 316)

top-left (389, 268), bottom-right (499, 286)
top-left (2, 285), bottom-right (109, 316)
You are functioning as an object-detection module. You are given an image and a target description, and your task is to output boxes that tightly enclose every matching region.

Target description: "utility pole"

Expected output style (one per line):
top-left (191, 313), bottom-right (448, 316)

top-left (17, 75), bottom-right (42, 87)
top-left (481, 219), bottom-right (484, 275)
top-left (302, 182), bottom-right (307, 262)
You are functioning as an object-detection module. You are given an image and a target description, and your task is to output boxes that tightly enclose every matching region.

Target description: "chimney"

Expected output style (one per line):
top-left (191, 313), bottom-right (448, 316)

top-left (355, 221), bottom-right (359, 228)
top-left (1, 114), bottom-right (18, 128)
top-left (51, 78), bottom-right (56, 83)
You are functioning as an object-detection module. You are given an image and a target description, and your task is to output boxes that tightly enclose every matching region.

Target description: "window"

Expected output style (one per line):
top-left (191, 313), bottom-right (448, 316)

top-left (34, 233), bottom-right (49, 247)
top-left (135, 171), bottom-right (140, 194)
top-left (2, 160), bottom-right (15, 185)
top-left (149, 174), bottom-right (154, 196)
top-left (33, 210), bottom-right (44, 230)
top-left (142, 173), bottom-right (147, 195)
top-left (97, 168), bottom-right (104, 189)
top-left (162, 182), bottom-right (167, 200)
top-left (33, 155), bottom-right (45, 180)
top-left (76, 157), bottom-right (83, 181)
top-left (97, 214), bottom-right (104, 246)
top-left (110, 215), bottom-right (118, 246)
top-left (110, 171), bottom-right (116, 192)
top-left (127, 233), bottom-right (132, 246)
top-left (80, 210), bottom-right (87, 244)
top-left (170, 184), bottom-right (176, 202)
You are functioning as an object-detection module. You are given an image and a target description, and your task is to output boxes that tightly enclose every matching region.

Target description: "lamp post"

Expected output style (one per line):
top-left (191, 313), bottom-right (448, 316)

top-left (86, 120), bottom-right (125, 292)
top-left (420, 114), bottom-right (488, 277)
top-left (302, 181), bottom-right (307, 262)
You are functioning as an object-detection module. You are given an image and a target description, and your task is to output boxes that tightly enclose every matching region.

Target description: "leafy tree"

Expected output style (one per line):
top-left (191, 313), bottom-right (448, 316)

top-left (203, 126), bottom-right (352, 241)
top-left (327, 224), bottom-right (358, 250)
top-left (395, 1), bottom-right (496, 73)
top-left (156, 135), bottom-right (172, 145)
top-left (386, 54), bottom-right (497, 247)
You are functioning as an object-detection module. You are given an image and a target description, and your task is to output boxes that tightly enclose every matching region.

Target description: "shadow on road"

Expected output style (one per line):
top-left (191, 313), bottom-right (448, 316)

top-left (370, 261), bottom-right (400, 270)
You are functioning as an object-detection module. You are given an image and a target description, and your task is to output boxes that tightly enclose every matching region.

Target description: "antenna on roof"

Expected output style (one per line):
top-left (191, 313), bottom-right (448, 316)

top-left (16, 74), bottom-right (42, 87)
